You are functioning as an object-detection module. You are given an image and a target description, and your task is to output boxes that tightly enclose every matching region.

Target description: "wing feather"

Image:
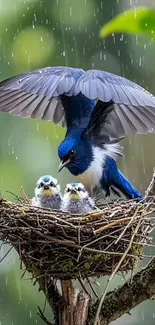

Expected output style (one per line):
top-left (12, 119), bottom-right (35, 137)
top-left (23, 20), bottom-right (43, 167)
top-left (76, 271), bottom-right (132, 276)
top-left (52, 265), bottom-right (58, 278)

top-left (0, 67), bottom-right (84, 125)
top-left (0, 67), bottom-right (155, 138)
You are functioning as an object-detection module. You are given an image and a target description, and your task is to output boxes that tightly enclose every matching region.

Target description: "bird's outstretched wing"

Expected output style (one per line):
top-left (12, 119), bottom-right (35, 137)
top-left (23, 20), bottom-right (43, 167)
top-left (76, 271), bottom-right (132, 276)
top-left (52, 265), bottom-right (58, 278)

top-left (0, 67), bottom-right (84, 127)
top-left (84, 99), bottom-right (154, 142)
top-left (78, 70), bottom-right (155, 138)
top-left (0, 67), bottom-right (155, 136)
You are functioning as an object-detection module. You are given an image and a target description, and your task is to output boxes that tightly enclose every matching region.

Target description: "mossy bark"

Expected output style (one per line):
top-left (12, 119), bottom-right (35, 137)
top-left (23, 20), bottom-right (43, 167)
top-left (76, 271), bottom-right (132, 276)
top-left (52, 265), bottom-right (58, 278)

top-left (88, 257), bottom-right (155, 325)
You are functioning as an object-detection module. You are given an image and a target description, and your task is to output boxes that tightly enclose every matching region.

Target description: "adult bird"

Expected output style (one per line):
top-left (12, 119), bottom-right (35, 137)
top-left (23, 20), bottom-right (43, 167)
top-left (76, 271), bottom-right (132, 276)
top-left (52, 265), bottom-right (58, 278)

top-left (0, 66), bottom-right (155, 199)
top-left (32, 175), bottom-right (62, 209)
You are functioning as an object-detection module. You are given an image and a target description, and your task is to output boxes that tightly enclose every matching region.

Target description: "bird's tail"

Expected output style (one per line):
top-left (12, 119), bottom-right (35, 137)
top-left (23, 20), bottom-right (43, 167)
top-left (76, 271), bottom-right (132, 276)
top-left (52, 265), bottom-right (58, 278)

top-left (113, 169), bottom-right (143, 200)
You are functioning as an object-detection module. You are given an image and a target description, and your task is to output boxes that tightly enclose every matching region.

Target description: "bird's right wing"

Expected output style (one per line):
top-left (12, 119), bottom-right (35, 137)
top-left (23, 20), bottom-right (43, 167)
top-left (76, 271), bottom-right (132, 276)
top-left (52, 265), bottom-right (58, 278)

top-left (0, 67), bottom-right (85, 127)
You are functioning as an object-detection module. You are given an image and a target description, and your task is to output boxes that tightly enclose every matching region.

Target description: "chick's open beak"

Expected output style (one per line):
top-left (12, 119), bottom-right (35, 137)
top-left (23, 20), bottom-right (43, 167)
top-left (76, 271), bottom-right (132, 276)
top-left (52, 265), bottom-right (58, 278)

top-left (58, 159), bottom-right (70, 172)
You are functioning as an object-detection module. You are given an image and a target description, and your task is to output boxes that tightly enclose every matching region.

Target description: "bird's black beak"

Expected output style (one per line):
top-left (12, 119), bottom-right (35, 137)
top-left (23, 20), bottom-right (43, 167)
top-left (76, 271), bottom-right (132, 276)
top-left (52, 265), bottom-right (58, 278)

top-left (58, 159), bottom-right (70, 173)
top-left (44, 185), bottom-right (49, 190)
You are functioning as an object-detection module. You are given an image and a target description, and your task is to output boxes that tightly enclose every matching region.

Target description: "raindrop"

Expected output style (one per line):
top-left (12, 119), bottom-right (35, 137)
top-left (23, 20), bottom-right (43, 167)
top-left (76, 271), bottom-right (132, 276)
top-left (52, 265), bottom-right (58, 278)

top-left (120, 34), bottom-right (124, 42)
top-left (139, 57), bottom-right (142, 66)
top-left (34, 13), bottom-right (37, 22)
top-left (141, 144), bottom-right (145, 174)
top-left (141, 311), bottom-right (144, 320)
top-left (70, 6), bottom-right (72, 16)
top-left (8, 138), bottom-right (11, 146)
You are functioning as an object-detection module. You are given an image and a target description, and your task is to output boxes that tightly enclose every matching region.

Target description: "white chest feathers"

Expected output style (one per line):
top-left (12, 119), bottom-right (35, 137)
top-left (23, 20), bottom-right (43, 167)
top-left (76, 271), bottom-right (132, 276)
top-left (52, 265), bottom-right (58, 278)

top-left (75, 146), bottom-right (105, 193)
top-left (75, 144), bottom-right (122, 193)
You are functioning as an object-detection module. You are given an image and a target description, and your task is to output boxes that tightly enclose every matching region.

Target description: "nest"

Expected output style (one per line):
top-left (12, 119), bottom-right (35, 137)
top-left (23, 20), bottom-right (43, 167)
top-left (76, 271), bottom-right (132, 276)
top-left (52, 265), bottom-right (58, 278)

top-left (0, 197), bottom-right (154, 280)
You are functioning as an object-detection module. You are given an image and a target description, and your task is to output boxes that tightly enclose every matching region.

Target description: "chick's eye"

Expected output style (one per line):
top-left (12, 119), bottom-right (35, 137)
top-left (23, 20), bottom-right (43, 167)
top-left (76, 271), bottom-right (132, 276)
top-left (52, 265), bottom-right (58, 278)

top-left (38, 182), bottom-right (44, 188)
top-left (70, 150), bottom-right (76, 157)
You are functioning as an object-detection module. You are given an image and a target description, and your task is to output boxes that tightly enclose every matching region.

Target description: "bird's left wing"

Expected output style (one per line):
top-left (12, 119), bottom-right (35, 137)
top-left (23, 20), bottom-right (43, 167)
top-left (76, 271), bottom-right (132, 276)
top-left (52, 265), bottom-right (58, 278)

top-left (0, 67), bottom-right (84, 127)
top-left (76, 69), bottom-right (155, 137)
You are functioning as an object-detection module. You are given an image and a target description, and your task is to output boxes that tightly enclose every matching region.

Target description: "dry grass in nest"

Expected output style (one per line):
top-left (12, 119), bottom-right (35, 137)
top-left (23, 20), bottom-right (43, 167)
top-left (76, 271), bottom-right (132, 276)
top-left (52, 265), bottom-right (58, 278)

top-left (0, 196), bottom-right (154, 280)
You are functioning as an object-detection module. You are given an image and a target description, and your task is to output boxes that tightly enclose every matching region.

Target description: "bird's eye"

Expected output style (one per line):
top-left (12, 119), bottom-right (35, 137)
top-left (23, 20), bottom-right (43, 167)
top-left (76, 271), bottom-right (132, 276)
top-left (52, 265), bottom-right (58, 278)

top-left (38, 182), bottom-right (44, 188)
top-left (50, 181), bottom-right (55, 187)
top-left (70, 150), bottom-right (76, 158)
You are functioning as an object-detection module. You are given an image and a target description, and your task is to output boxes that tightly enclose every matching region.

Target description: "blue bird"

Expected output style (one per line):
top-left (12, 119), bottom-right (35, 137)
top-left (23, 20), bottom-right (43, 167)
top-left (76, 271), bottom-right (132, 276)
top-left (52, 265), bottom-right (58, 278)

top-left (32, 175), bottom-right (62, 209)
top-left (0, 66), bottom-right (155, 199)
top-left (61, 182), bottom-right (96, 214)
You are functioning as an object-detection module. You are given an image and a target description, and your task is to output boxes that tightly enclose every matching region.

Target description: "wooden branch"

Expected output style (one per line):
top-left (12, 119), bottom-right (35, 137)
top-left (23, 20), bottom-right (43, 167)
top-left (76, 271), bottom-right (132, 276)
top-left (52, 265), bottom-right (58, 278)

top-left (74, 291), bottom-right (90, 325)
top-left (61, 280), bottom-right (77, 325)
top-left (60, 280), bottom-right (90, 325)
top-left (89, 257), bottom-right (155, 325)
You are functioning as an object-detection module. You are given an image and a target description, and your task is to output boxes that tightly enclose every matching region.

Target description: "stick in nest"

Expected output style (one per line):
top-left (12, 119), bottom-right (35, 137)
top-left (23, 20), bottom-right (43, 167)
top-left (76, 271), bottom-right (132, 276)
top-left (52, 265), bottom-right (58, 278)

top-left (20, 186), bottom-right (31, 205)
top-left (93, 207), bottom-right (147, 325)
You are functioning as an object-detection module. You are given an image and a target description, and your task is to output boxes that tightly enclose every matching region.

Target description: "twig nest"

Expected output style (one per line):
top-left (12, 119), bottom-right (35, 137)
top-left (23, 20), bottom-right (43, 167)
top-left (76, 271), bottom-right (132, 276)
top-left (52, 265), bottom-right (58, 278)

top-left (0, 198), bottom-right (153, 280)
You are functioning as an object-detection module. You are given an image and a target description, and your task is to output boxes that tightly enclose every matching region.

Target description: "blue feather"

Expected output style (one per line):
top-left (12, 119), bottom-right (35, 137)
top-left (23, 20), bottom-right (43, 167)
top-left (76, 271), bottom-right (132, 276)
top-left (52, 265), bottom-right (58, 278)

top-left (61, 93), bottom-right (95, 130)
top-left (58, 94), bottom-right (95, 161)
top-left (42, 176), bottom-right (50, 183)
top-left (101, 157), bottom-right (143, 199)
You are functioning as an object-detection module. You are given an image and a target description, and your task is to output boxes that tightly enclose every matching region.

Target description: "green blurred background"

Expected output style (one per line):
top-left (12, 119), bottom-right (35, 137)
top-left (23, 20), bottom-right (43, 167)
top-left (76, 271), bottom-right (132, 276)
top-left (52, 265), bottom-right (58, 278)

top-left (0, 0), bottom-right (155, 324)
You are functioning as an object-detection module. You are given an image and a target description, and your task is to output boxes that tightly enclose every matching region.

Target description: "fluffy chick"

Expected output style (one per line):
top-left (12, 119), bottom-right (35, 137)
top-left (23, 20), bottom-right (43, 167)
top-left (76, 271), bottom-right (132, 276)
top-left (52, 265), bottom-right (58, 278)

top-left (32, 175), bottom-right (62, 210)
top-left (61, 182), bottom-right (96, 214)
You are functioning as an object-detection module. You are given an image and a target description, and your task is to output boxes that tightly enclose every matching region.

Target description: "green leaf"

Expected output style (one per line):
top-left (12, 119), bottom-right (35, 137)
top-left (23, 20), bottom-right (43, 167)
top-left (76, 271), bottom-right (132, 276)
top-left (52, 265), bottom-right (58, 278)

top-left (100, 7), bottom-right (155, 38)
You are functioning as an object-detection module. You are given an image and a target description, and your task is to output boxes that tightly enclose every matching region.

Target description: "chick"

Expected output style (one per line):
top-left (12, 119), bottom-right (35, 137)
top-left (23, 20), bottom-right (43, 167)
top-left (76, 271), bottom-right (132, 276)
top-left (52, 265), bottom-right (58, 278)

top-left (32, 175), bottom-right (62, 210)
top-left (61, 182), bottom-right (96, 214)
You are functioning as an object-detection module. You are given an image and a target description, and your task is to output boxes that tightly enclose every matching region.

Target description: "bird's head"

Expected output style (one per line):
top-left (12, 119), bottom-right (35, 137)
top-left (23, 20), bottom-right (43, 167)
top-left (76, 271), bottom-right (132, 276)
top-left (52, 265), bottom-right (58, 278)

top-left (63, 182), bottom-right (89, 201)
top-left (58, 137), bottom-right (93, 176)
top-left (35, 175), bottom-right (60, 198)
